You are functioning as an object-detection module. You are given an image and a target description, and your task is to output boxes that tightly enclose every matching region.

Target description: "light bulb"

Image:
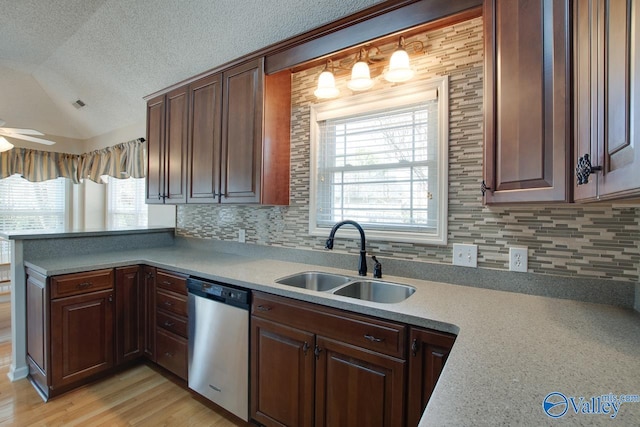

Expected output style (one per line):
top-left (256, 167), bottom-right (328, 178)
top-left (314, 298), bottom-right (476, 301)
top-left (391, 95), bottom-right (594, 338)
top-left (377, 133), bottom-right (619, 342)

top-left (384, 48), bottom-right (415, 83)
top-left (347, 61), bottom-right (374, 91)
top-left (314, 70), bottom-right (339, 99)
top-left (0, 136), bottom-right (14, 153)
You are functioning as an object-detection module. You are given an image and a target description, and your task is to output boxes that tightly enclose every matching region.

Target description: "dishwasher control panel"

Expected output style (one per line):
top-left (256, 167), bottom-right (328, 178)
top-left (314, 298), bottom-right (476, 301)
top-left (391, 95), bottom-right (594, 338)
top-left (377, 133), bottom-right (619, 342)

top-left (187, 277), bottom-right (249, 308)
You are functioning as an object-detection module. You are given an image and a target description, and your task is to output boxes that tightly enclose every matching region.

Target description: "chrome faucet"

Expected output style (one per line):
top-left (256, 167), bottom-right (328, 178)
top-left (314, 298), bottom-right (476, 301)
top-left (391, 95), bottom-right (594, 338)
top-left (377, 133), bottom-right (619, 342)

top-left (325, 220), bottom-right (367, 276)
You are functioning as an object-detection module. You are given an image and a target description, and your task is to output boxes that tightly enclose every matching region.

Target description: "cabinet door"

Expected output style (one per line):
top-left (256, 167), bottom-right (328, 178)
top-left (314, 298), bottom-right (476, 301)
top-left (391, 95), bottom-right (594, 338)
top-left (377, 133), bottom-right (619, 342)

top-left (165, 86), bottom-right (189, 203)
top-left (115, 266), bottom-right (143, 364)
top-left (146, 94), bottom-right (165, 204)
top-left (221, 58), bottom-right (264, 204)
top-left (188, 73), bottom-right (222, 203)
top-left (406, 328), bottom-right (456, 427)
top-left (142, 266), bottom-right (156, 361)
top-left (483, 0), bottom-right (570, 203)
top-left (50, 289), bottom-right (114, 389)
top-left (315, 336), bottom-right (405, 427)
top-left (575, 0), bottom-right (640, 201)
top-left (251, 317), bottom-right (314, 427)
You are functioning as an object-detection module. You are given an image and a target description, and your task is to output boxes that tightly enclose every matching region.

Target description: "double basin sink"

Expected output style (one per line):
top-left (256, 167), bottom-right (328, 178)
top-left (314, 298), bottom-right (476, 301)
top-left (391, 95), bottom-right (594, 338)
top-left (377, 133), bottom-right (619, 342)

top-left (275, 271), bottom-right (415, 304)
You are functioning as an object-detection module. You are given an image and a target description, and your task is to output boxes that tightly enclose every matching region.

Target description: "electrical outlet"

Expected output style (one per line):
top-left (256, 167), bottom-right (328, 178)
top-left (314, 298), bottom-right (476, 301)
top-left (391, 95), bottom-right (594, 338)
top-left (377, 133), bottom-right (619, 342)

top-left (238, 229), bottom-right (246, 243)
top-left (509, 247), bottom-right (528, 272)
top-left (452, 244), bottom-right (478, 268)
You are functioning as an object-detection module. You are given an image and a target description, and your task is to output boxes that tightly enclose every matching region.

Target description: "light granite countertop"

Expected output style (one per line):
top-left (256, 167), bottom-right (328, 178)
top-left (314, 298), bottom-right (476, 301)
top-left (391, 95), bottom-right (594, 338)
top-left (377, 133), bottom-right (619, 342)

top-left (24, 246), bottom-right (640, 426)
top-left (0, 225), bottom-right (174, 240)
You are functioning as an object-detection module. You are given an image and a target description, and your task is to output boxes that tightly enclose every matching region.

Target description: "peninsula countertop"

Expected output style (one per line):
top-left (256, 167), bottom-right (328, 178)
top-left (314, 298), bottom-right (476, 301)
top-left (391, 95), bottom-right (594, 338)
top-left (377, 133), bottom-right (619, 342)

top-left (24, 245), bottom-right (640, 426)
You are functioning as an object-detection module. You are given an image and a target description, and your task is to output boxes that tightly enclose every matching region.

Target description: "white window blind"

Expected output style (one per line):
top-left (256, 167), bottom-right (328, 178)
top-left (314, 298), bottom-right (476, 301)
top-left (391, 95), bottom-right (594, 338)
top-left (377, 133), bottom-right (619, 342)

top-left (107, 177), bottom-right (148, 228)
top-left (0, 175), bottom-right (67, 232)
top-left (310, 78), bottom-right (448, 244)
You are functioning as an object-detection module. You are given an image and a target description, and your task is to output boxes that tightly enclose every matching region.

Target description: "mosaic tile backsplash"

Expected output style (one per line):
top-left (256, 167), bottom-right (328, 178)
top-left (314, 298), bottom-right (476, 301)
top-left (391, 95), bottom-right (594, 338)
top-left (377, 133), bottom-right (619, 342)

top-left (177, 17), bottom-right (640, 284)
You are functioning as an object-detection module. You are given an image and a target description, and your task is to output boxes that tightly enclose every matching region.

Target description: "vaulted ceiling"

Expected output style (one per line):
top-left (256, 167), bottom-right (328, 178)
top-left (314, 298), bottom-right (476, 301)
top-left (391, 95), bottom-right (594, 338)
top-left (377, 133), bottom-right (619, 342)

top-left (0, 0), bottom-right (380, 144)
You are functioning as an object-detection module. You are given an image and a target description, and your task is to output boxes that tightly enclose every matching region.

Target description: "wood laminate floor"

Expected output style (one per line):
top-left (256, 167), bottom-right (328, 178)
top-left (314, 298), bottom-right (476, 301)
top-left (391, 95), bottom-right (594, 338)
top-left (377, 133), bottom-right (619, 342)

top-left (0, 299), bottom-right (246, 426)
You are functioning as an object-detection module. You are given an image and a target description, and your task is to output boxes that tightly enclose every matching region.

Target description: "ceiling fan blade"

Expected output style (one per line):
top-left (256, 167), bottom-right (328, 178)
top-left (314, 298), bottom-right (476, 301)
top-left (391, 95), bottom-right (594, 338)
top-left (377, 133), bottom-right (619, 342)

top-left (0, 127), bottom-right (44, 136)
top-left (4, 134), bottom-right (56, 145)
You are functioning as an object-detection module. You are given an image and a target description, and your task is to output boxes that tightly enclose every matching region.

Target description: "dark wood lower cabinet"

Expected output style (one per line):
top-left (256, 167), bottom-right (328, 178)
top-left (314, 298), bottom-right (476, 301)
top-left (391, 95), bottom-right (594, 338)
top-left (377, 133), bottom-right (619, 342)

top-left (50, 289), bottom-right (114, 390)
top-left (251, 317), bottom-right (315, 427)
top-left (406, 327), bottom-right (456, 427)
top-left (155, 327), bottom-right (188, 380)
top-left (115, 266), bottom-right (143, 364)
top-left (315, 336), bottom-right (405, 427)
top-left (142, 266), bottom-right (157, 361)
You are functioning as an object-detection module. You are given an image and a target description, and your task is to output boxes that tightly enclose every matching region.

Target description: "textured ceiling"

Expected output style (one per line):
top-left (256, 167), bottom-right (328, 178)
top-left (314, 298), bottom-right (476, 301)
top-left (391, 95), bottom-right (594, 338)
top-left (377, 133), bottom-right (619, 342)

top-left (0, 0), bottom-right (382, 141)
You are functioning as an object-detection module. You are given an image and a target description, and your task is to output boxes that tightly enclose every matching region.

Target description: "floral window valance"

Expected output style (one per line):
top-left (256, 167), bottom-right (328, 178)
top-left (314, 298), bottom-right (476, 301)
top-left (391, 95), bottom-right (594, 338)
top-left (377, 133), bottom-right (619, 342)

top-left (0, 138), bottom-right (146, 184)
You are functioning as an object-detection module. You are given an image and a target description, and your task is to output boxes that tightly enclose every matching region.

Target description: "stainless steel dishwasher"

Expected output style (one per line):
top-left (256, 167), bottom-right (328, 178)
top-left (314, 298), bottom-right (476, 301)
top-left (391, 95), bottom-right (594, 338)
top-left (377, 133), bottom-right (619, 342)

top-left (187, 277), bottom-right (249, 421)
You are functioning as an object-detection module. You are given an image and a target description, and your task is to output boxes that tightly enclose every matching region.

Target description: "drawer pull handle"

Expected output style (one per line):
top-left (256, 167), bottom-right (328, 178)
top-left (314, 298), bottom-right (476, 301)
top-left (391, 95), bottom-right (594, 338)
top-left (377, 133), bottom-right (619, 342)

top-left (314, 345), bottom-right (322, 359)
top-left (164, 352), bottom-right (173, 358)
top-left (411, 338), bottom-right (419, 357)
top-left (257, 305), bottom-right (272, 312)
top-left (77, 282), bottom-right (92, 289)
top-left (163, 301), bottom-right (173, 307)
top-left (164, 321), bottom-right (175, 327)
top-left (364, 334), bottom-right (384, 343)
top-left (161, 280), bottom-right (173, 286)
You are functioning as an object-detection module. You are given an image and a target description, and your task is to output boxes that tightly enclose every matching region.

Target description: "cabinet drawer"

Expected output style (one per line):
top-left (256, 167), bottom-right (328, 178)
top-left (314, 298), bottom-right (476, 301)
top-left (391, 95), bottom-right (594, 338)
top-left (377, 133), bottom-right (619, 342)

top-left (156, 270), bottom-right (187, 295)
top-left (156, 328), bottom-right (187, 380)
top-left (51, 269), bottom-right (114, 299)
top-left (156, 290), bottom-right (188, 317)
top-left (252, 292), bottom-right (406, 359)
top-left (157, 310), bottom-right (188, 338)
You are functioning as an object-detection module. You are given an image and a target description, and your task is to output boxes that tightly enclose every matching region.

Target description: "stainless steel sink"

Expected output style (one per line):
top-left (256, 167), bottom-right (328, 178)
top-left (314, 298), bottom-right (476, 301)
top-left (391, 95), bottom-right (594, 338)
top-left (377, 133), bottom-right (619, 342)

top-left (276, 271), bottom-right (352, 291)
top-left (332, 280), bottom-right (416, 303)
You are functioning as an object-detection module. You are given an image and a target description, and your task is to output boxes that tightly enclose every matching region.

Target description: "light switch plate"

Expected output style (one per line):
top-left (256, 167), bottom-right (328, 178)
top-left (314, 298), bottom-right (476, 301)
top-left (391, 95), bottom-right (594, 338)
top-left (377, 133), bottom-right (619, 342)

top-left (453, 244), bottom-right (478, 268)
top-left (509, 247), bottom-right (528, 272)
top-left (238, 229), bottom-right (246, 243)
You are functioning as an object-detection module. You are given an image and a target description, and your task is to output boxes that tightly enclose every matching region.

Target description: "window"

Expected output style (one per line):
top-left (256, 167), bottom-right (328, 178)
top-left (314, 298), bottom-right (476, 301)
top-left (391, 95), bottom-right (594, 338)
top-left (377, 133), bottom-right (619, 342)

top-left (106, 177), bottom-right (148, 228)
top-left (310, 78), bottom-right (448, 244)
top-left (0, 175), bottom-right (67, 231)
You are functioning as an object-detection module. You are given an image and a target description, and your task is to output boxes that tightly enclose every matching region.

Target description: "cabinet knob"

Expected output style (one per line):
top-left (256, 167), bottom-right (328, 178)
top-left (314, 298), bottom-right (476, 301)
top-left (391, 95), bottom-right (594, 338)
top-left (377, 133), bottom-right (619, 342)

top-left (576, 153), bottom-right (602, 185)
top-left (411, 338), bottom-right (419, 357)
top-left (481, 180), bottom-right (491, 196)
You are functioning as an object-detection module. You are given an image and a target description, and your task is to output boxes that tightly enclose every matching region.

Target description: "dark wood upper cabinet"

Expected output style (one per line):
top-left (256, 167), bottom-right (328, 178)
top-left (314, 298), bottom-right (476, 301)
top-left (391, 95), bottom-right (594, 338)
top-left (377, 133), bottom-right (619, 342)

top-left (221, 58), bottom-right (291, 205)
top-left (483, 0), bottom-right (571, 203)
top-left (146, 86), bottom-right (188, 204)
top-left (147, 58), bottom-right (290, 206)
top-left (574, 0), bottom-right (640, 202)
top-left (188, 73), bottom-right (222, 203)
top-left (221, 59), bottom-right (264, 204)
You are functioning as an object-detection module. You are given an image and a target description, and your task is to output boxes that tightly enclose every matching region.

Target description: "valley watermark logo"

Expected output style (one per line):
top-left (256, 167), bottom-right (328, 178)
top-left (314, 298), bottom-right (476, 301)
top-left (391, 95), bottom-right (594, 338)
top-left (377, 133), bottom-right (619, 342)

top-left (543, 392), bottom-right (639, 419)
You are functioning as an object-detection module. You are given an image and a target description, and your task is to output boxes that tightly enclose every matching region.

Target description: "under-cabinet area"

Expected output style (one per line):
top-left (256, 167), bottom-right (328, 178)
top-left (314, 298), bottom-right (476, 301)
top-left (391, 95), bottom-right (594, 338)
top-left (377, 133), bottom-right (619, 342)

top-left (24, 266), bottom-right (455, 426)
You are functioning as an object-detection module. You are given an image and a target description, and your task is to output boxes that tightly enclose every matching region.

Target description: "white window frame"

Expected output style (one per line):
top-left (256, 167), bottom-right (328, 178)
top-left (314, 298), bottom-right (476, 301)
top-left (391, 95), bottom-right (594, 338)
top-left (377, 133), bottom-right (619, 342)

top-left (309, 77), bottom-right (449, 245)
top-left (106, 176), bottom-right (148, 228)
